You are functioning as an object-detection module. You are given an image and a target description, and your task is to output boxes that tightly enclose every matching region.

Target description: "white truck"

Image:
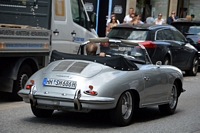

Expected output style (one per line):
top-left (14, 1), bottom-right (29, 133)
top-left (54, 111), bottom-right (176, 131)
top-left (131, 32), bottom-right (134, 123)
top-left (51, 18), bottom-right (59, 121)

top-left (0, 0), bottom-right (98, 100)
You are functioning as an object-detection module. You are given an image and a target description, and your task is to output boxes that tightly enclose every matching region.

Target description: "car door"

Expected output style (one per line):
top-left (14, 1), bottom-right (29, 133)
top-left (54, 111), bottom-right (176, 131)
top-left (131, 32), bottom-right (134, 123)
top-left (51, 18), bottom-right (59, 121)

top-left (140, 64), bottom-right (169, 105)
top-left (171, 29), bottom-right (193, 68)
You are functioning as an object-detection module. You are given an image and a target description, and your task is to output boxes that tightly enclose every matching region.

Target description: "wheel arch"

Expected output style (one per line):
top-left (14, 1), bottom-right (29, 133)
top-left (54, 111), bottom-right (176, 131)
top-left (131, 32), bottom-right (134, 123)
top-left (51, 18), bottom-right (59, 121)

top-left (130, 89), bottom-right (140, 109)
top-left (12, 57), bottom-right (39, 80)
top-left (174, 78), bottom-right (183, 97)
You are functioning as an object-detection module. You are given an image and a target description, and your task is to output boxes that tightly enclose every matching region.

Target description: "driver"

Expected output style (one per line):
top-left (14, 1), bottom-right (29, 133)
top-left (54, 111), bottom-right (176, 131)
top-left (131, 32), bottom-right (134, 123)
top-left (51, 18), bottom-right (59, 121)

top-left (86, 42), bottom-right (106, 57)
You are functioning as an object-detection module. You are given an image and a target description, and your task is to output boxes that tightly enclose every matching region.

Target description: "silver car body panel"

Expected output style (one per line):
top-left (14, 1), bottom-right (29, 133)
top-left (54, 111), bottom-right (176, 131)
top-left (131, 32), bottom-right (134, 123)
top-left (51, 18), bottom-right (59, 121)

top-left (18, 59), bottom-right (183, 111)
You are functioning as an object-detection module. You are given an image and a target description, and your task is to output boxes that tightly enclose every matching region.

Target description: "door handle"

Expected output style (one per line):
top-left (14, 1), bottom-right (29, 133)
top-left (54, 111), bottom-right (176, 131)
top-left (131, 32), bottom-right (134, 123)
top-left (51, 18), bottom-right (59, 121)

top-left (53, 29), bottom-right (59, 35)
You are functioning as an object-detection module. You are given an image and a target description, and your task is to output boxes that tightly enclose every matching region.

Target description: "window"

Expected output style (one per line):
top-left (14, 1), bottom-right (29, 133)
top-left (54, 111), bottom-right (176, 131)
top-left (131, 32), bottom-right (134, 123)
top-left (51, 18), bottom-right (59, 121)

top-left (70, 0), bottom-right (87, 28)
top-left (156, 30), bottom-right (165, 40)
top-left (163, 29), bottom-right (174, 40)
top-left (172, 30), bottom-right (186, 42)
top-left (127, 30), bottom-right (148, 40)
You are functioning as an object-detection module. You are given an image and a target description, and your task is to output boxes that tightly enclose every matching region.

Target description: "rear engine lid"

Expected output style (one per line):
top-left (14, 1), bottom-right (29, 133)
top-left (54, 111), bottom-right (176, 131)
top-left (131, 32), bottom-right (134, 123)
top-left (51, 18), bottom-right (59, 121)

top-left (43, 60), bottom-right (103, 78)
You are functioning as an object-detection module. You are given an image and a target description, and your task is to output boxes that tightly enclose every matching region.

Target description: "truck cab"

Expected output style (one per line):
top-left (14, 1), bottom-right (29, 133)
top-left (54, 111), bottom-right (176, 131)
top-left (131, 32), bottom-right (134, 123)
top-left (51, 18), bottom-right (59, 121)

top-left (0, 0), bottom-right (98, 100)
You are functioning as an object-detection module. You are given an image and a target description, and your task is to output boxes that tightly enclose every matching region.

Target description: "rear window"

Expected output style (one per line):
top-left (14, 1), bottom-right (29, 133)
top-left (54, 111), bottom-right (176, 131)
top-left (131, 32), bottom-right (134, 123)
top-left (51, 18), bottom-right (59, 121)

top-left (107, 28), bottom-right (149, 40)
top-left (173, 23), bottom-right (200, 34)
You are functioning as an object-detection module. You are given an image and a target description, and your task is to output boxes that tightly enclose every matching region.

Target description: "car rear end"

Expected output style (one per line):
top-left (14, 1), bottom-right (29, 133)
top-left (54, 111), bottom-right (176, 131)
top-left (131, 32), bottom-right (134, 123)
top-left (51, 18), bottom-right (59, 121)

top-left (106, 25), bottom-right (158, 61)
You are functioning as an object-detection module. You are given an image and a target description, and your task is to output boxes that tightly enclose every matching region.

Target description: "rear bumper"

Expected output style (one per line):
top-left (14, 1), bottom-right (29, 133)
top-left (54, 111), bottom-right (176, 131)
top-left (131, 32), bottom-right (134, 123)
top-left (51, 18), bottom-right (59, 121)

top-left (18, 88), bottom-right (116, 111)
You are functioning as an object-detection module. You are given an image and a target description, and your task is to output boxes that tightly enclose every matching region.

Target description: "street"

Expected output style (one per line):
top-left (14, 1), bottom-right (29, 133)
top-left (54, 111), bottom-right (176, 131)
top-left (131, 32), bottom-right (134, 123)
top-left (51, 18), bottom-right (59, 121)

top-left (0, 74), bottom-right (200, 133)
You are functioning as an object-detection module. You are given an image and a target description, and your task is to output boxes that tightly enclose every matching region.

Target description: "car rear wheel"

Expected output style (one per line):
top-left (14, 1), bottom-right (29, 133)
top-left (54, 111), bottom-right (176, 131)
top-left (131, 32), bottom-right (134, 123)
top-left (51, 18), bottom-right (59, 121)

top-left (109, 91), bottom-right (134, 126)
top-left (13, 63), bottom-right (32, 101)
top-left (185, 55), bottom-right (198, 76)
top-left (31, 105), bottom-right (54, 118)
top-left (159, 82), bottom-right (178, 115)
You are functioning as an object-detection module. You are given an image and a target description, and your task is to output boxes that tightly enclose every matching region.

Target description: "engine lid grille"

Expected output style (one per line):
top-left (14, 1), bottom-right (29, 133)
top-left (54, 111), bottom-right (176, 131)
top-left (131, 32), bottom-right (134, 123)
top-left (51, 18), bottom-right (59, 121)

top-left (53, 61), bottom-right (74, 71)
top-left (67, 62), bottom-right (89, 73)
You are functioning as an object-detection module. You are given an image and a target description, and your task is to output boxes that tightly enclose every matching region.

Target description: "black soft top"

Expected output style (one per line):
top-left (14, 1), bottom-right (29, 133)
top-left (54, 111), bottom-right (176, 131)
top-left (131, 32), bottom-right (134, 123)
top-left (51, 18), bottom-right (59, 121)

top-left (50, 50), bottom-right (138, 71)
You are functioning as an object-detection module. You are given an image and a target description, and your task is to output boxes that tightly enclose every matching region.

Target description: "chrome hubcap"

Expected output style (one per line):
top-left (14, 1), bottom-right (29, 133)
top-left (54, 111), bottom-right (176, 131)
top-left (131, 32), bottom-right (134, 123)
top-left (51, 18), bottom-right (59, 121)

top-left (169, 84), bottom-right (177, 109)
top-left (121, 92), bottom-right (132, 119)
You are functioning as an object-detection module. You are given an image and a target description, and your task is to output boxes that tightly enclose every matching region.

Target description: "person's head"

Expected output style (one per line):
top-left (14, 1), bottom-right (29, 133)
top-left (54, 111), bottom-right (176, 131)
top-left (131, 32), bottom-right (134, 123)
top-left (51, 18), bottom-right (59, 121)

top-left (86, 42), bottom-right (98, 56)
top-left (110, 12), bottom-right (116, 18)
top-left (111, 16), bottom-right (117, 23)
top-left (191, 14), bottom-right (195, 19)
top-left (171, 11), bottom-right (176, 16)
top-left (135, 13), bottom-right (141, 20)
top-left (130, 13), bottom-right (135, 19)
top-left (129, 7), bottom-right (134, 15)
top-left (186, 15), bottom-right (191, 20)
top-left (158, 13), bottom-right (162, 19)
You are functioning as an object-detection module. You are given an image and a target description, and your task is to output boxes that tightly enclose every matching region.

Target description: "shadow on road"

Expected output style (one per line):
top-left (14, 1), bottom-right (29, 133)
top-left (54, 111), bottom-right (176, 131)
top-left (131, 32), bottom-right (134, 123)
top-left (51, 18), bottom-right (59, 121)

top-left (21, 107), bottom-right (166, 128)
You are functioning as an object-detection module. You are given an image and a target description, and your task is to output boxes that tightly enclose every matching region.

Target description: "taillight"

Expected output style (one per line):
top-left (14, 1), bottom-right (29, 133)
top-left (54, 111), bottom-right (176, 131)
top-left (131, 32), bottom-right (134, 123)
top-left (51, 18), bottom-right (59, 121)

top-left (84, 85), bottom-right (98, 96)
top-left (139, 41), bottom-right (156, 48)
top-left (100, 42), bottom-right (109, 47)
top-left (25, 80), bottom-right (35, 89)
top-left (198, 39), bottom-right (200, 43)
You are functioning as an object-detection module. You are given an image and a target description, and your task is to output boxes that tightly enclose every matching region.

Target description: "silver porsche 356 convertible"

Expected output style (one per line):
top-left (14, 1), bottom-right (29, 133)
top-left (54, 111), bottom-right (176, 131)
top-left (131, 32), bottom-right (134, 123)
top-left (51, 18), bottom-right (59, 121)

top-left (18, 38), bottom-right (185, 126)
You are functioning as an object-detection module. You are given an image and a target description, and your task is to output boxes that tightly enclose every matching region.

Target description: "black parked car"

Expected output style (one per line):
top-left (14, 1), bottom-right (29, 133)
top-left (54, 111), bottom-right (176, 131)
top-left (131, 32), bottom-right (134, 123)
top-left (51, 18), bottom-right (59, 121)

top-left (171, 20), bottom-right (200, 63)
top-left (106, 24), bottom-right (199, 76)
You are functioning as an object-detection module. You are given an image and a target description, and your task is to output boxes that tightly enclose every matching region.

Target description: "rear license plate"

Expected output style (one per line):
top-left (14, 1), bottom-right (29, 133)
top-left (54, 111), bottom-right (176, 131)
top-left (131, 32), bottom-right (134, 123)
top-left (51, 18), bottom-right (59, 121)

top-left (43, 78), bottom-right (77, 89)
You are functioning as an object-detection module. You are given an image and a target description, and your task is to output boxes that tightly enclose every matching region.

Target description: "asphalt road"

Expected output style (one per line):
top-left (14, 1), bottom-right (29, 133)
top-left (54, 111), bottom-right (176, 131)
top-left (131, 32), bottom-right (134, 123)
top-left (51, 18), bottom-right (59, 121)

top-left (0, 74), bottom-right (200, 133)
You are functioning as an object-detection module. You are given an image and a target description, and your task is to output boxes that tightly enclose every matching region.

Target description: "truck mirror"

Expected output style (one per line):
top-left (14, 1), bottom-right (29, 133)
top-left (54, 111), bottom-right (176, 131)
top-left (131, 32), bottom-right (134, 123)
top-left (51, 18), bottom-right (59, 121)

top-left (90, 12), bottom-right (96, 29)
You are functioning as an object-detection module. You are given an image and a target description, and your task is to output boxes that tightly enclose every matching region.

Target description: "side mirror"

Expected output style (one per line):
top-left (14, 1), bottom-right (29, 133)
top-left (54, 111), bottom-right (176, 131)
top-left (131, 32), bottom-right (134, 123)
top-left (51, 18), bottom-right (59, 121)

top-left (89, 12), bottom-right (96, 29)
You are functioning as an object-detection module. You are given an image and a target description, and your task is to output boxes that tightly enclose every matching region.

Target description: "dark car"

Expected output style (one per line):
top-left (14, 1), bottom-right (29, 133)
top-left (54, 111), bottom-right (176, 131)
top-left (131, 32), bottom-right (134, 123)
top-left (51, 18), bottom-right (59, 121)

top-left (171, 20), bottom-right (200, 63)
top-left (106, 24), bottom-right (199, 76)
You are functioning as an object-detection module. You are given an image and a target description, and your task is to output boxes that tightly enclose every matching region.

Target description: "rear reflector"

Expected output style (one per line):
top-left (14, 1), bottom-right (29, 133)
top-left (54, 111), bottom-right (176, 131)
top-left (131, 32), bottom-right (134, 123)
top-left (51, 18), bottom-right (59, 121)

top-left (139, 41), bottom-right (156, 48)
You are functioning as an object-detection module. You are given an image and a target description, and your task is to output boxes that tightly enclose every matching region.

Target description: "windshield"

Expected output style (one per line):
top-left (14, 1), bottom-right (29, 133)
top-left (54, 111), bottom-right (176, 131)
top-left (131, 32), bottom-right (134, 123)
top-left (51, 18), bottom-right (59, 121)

top-left (100, 42), bottom-right (148, 64)
top-left (107, 28), bottom-right (148, 40)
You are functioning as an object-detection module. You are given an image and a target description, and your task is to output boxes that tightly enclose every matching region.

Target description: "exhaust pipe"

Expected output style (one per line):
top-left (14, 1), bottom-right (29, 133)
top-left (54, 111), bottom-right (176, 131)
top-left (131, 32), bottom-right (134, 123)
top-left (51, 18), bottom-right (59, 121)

top-left (74, 89), bottom-right (82, 110)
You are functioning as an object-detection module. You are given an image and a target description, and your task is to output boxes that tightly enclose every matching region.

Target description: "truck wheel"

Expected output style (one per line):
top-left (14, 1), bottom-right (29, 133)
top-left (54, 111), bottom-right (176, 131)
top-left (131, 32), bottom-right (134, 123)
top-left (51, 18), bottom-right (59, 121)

top-left (109, 91), bottom-right (134, 126)
top-left (185, 56), bottom-right (198, 76)
top-left (13, 63), bottom-right (32, 101)
top-left (31, 105), bottom-right (54, 117)
top-left (158, 82), bottom-right (178, 115)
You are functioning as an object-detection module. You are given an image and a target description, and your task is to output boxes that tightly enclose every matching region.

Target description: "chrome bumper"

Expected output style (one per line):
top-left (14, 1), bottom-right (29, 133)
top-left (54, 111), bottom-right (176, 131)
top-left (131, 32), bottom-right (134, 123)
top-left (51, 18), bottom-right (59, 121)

top-left (18, 87), bottom-right (115, 111)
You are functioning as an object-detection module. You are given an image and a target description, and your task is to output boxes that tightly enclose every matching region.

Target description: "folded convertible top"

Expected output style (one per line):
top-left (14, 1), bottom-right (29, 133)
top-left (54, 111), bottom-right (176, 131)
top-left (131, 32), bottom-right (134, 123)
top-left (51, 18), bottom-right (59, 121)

top-left (50, 50), bottom-right (139, 71)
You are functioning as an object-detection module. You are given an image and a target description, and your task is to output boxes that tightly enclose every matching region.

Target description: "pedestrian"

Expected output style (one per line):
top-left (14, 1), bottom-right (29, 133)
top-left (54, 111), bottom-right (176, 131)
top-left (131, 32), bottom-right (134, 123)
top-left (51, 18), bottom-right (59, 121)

top-left (167, 11), bottom-right (178, 24)
top-left (106, 12), bottom-right (120, 26)
top-left (106, 16), bottom-right (118, 36)
top-left (129, 13), bottom-right (140, 24)
top-left (146, 15), bottom-right (155, 24)
top-left (154, 13), bottom-right (165, 25)
top-left (123, 7), bottom-right (134, 23)
top-left (191, 14), bottom-right (195, 20)
top-left (186, 15), bottom-right (192, 20)
top-left (138, 13), bottom-right (144, 24)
